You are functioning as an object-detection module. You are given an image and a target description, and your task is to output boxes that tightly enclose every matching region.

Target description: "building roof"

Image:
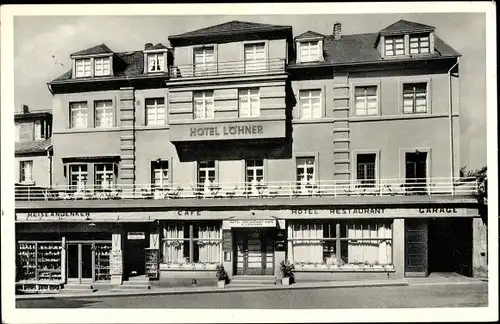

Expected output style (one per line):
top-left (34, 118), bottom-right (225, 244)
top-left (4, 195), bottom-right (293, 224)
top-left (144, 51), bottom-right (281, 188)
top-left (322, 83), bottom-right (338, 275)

top-left (295, 30), bottom-right (324, 40)
top-left (14, 110), bottom-right (52, 121)
top-left (70, 44), bottom-right (114, 57)
top-left (379, 19), bottom-right (435, 36)
top-left (289, 33), bottom-right (459, 67)
top-left (15, 139), bottom-right (52, 155)
top-left (168, 20), bottom-right (292, 40)
top-left (50, 50), bottom-right (145, 83)
top-left (144, 43), bottom-right (169, 51)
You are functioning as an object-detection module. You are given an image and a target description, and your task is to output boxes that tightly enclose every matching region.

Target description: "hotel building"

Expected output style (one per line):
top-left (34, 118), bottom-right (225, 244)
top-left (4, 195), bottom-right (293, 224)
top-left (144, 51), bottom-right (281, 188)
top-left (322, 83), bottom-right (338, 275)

top-left (14, 19), bottom-right (487, 293)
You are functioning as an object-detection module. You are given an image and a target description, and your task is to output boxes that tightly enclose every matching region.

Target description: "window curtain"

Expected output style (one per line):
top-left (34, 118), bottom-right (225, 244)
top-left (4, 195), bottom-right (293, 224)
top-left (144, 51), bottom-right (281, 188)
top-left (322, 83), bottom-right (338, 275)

top-left (197, 225), bottom-right (220, 263)
top-left (162, 224), bottom-right (184, 264)
top-left (290, 223), bottom-right (323, 263)
top-left (347, 223), bottom-right (392, 264)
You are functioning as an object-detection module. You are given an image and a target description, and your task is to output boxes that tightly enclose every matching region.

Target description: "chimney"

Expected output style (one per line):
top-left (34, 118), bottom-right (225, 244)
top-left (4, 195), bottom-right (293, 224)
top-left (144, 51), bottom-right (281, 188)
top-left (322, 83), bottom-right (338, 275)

top-left (333, 23), bottom-right (342, 40)
top-left (22, 105), bottom-right (29, 114)
top-left (144, 43), bottom-right (153, 50)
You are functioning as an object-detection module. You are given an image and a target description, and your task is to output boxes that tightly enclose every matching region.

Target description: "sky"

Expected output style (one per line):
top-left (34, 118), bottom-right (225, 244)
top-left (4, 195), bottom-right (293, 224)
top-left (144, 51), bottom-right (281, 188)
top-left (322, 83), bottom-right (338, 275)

top-left (13, 12), bottom-right (487, 169)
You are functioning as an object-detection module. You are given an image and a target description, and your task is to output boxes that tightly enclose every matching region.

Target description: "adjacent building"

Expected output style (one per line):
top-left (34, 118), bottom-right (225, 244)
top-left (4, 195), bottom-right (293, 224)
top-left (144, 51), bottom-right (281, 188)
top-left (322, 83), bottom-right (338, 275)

top-left (14, 19), bottom-right (486, 293)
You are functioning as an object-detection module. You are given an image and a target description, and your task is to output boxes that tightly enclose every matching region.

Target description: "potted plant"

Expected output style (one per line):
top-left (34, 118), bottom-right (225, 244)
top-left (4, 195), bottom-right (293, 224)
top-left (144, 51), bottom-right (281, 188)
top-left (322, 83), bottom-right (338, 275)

top-left (280, 260), bottom-right (295, 286)
top-left (216, 264), bottom-right (229, 288)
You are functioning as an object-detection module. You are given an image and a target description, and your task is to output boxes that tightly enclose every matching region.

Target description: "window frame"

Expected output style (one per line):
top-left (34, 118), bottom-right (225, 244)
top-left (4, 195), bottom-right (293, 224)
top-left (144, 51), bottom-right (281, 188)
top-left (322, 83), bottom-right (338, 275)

top-left (351, 82), bottom-right (381, 117)
top-left (94, 100), bottom-right (114, 128)
top-left (19, 160), bottom-right (34, 184)
top-left (151, 159), bottom-right (170, 188)
top-left (299, 40), bottom-right (321, 63)
top-left (94, 163), bottom-right (116, 189)
top-left (147, 52), bottom-right (166, 73)
top-left (243, 42), bottom-right (267, 73)
top-left (197, 160), bottom-right (216, 188)
top-left (384, 35), bottom-right (406, 57)
top-left (409, 33), bottom-right (430, 55)
top-left (238, 88), bottom-right (260, 117)
top-left (192, 46), bottom-right (216, 76)
top-left (94, 57), bottom-right (111, 76)
top-left (33, 120), bottom-right (45, 140)
top-left (145, 97), bottom-right (166, 126)
top-left (352, 149), bottom-right (380, 188)
top-left (68, 163), bottom-right (88, 191)
top-left (193, 90), bottom-right (215, 120)
top-left (75, 58), bottom-right (92, 78)
top-left (399, 78), bottom-right (432, 115)
top-left (296, 157), bottom-right (316, 188)
top-left (298, 89), bottom-right (322, 120)
top-left (69, 101), bottom-right (89, 129)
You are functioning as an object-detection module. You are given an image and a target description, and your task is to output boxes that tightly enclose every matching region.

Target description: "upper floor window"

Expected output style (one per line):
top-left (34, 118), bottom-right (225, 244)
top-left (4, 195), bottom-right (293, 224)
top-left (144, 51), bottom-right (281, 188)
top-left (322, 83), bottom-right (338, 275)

top-left (299, 41), bottom-right (320, 62)
top-left (354, 86), bottom-right (378, 116)
top-left (299, 89), bottom-right (321, 119)
top-left (193, 47), bottom-right (215, 76)
top-left (193, 91), bottom-right (214, 120)
top-left (409, 34), bottom-right (430, 54)
top-left (244, 43), bottom-right (266, 72)
top-left (95, 163), bottom-right (115, 189)
top-left (385, 36), bottom-right (405, 56)
top-left (69, 164), bottom-right (88, 191)
top-left (94, 100), bottom-right (113, 128)
top-left (147, 53), bottom-right (165, 73)
top-left (75, 58), bottom-right (92, 77)
top-left (146, 98), bottom-right (166, 126)
top-left (94, 57), bottom-right (111, 76)
top-left (296, 157), bottom-right (315, 189)
top-left (20, 160), bottom-right (33, 183)
top-left (403, 83), bottom-right (427, 113)
top-left (70, 102), bottom-right (88, 129)
top-left (151, 160), bottom-right (169, 188)
top-left (197, 161), bottom-right (215, 188)
top-left (356, 154), bottom-right (376, 187)
top-left (34, 120), bottom-right (45, 140)
top-left (238, 88), bottom-right (260, 117)
top-left (15, 124), bottom-right (20, 142)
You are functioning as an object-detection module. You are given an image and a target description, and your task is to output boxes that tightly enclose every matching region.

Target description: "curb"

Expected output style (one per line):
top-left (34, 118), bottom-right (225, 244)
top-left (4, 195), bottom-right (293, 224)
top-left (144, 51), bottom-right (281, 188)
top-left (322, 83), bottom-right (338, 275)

top-left (16, 280), bottom-right (408, 301)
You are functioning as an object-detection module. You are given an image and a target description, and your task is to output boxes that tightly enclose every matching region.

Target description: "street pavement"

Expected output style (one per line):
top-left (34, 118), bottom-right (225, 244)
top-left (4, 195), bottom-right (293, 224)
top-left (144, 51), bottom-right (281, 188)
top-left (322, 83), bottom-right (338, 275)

top-left (16, 281), bottom-right (488, 309)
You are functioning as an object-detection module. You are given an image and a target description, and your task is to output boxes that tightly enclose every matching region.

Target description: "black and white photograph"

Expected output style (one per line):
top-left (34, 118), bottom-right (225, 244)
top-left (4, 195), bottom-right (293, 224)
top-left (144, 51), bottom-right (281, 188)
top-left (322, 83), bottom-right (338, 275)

top-left (1, 2), bottom-right (497, 323)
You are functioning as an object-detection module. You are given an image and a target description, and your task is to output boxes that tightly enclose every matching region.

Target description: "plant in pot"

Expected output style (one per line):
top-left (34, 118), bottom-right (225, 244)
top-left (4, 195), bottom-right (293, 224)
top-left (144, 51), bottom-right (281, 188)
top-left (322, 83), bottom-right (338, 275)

top-left (280, 260), bottom-right (295, 286)
top-left (215, 264), bottom-right (229, 288)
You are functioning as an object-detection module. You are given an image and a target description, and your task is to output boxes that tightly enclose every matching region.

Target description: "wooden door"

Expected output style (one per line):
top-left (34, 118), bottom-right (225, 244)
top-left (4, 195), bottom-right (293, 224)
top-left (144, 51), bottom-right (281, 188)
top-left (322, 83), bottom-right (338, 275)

top-left (405, 219), bottom-right (428, 277)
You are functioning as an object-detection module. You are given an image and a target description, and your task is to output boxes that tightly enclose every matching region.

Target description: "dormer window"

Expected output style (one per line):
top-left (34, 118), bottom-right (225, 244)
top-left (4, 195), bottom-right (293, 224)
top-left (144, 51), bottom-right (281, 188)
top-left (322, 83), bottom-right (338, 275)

top-left (410, 33), bottom-right (430, 54)
top-left (147, 53), bottom-right (165, 73)
top-left (94, 57), bottom-right (111, 76)
top-left (299, 41), bottom-right (320, 62)
top-left (75, 58), bottom-right (91, 77)
top-left (384, 35), bottom-right (405, 56)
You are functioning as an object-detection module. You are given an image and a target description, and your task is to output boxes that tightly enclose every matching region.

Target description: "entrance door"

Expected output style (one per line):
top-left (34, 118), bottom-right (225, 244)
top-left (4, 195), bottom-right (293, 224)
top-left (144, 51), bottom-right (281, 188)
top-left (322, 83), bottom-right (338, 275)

top-left (124, 232), bottom-right (149, 279)
top-left (405, 219), bottom-right (428, 277)
top-left (81, 244), bottom-right (93, 281)
top-left (405, 152), bottom-right (427, 193)
top-left (235, 230), bottom-right (274, 275)
top-left (67, 244), bottom-right (79, 281)
top-left (67, 243), bottom-right (94, 283)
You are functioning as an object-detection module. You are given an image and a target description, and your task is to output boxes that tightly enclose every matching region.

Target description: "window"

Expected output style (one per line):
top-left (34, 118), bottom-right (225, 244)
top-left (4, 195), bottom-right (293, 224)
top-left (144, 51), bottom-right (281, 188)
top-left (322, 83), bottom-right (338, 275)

top-left (385, 36), bottom-right (405, 56)
top-left (193, 91), bottom-right (214, 119)
top-left (70, 102), bottom-right (88, 129)
top-left (197, 161), bottom-right (215, 189)
top-left (151, 160), bottom-right (169, 188)
top-left (288, 220), bottom-right (393, 266)
top-left (246, 159), bottom-right (264, 194)
top-left (296, 157), bottom-right (315, 192)
top-left (94, 57), bottom-right (111, 76)
top-left (238, 88), bottom-right (260, 117)
top-left (299, 41), bottom-right (320, 62)
top-left (193, 47), bottom-right (215, 76)
top-left (409, 34), bottom-right (430, 54)
top-left (75, 58), bottom-right (91, 77)
top-left (403, 83), bottom-right (427, 113)
top-left (356, 154), bottom-right (376, 187)
top-left (146, 98), bottom-right (166, 126)
top-left (355, 86), bottom-right (378, 116)
top-left (69, 164), bottom-right (88, 191)
top-left (95, 100), bottom-right (113, 128)
top-left (244, 43), bottom-right (266, 72)
top-left (15, 124), bottom-right (20, 142)
top-left (162, 222), bottom-right (221, 264)
top-left (34, 120), bottom-right (44, 140)
top-left (299, 89), bottom-right (322, 119)
top-left (20, 161), bottom-right (33, 183)
top-left (95, 163), bottom-right (115, 189)
top-left (147, 53), bottom-right (165, 73)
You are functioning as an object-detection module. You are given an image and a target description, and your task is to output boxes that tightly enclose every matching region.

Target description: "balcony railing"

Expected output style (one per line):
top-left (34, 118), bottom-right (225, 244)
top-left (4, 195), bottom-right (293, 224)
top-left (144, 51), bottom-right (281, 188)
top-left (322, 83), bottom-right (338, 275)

top-left (15, 177), bottom-right (478, 202)
top-left (169, 58), bottom-right (286, 79)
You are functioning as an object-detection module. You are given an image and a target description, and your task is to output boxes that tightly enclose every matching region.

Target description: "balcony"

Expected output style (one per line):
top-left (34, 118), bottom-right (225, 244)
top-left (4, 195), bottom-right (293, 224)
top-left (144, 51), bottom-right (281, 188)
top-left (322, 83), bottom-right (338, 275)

top-left (169, 58), bottom-right (286, 79)
top-left (15, 178), bottom-right (478, 203)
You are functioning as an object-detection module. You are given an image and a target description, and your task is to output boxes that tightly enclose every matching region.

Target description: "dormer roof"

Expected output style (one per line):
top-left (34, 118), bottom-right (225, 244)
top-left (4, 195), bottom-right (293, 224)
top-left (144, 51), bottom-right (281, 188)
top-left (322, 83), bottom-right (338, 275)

top-left (379, 19), bottom-right (435, 36)
top-left (70, 44), bottom-right (114, 57)
top-left (295, 30), bottom-right (325, 40)
top-left (144, 43), bottom-right (170, 51)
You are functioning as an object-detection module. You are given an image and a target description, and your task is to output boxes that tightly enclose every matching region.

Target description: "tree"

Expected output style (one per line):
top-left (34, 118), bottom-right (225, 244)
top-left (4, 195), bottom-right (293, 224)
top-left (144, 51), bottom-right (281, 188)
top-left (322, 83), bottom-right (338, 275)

top-left (460, 166), bottom-right (488, 224)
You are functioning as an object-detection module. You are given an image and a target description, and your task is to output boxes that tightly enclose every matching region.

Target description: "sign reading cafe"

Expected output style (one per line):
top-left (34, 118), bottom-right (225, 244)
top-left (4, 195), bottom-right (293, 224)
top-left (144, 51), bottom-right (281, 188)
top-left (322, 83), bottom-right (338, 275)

top-left (190, 125), bottom-right (264, 137)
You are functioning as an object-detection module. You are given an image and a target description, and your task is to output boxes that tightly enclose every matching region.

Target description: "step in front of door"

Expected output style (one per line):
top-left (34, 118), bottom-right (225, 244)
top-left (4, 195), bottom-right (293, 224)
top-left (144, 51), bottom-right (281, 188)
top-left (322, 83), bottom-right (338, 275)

top-left (62, 284), bottom-right (98, 293)
top-left (229, 276), bottom-right (277, 286)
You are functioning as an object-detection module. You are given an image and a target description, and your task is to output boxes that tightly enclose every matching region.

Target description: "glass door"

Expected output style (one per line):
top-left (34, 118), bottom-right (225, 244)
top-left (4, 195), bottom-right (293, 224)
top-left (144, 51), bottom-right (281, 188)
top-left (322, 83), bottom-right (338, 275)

top-left (67, 244), bottom-right (79, 282)
top-left (66, 243), bottom-right (94, 283)
top-left (405, 152), bottom-right (427, 193)
top-left (81, 244), bottom-right (93, 282)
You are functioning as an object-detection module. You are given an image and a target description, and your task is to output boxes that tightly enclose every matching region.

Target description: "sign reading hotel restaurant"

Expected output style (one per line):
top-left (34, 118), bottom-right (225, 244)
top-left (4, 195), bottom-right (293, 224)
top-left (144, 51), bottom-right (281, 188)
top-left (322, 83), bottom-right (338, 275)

top-left (227, 219), bottom-right (276, 228)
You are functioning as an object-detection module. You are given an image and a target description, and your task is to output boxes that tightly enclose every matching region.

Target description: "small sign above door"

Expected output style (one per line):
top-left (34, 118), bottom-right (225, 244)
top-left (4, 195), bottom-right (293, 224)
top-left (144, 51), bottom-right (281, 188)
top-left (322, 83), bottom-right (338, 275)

top-left (127, 232), bottom-right (146, 240)
top-left (227, 219), bottom-right (276, 228)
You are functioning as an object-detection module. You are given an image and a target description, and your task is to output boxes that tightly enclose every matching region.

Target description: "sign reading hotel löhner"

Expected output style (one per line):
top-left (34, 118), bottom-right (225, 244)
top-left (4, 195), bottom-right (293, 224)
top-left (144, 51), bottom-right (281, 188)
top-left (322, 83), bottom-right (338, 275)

top-left (227, 219), bottom-right (276, 228)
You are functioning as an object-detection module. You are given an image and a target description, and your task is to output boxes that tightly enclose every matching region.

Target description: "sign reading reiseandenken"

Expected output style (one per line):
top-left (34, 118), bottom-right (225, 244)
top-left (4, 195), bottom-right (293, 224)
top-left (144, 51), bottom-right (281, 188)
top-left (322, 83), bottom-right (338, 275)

top-left (189, 125), bottom-right (264, 137)
top-left (26, 212), bottom-right (90, 219)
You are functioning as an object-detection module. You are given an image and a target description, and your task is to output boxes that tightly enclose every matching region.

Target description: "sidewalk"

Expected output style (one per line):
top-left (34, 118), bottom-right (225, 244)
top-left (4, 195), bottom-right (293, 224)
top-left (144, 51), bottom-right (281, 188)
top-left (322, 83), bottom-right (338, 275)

top-left (15, 273), bottom-right (487, 301)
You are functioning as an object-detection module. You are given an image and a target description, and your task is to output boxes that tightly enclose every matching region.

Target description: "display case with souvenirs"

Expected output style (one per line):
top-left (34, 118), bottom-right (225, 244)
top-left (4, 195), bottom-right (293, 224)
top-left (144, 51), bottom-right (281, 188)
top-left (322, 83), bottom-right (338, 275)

top-left (95, 243), bottom-right (112, 281)
top-left (145, 248), bottom-right (160, 279)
